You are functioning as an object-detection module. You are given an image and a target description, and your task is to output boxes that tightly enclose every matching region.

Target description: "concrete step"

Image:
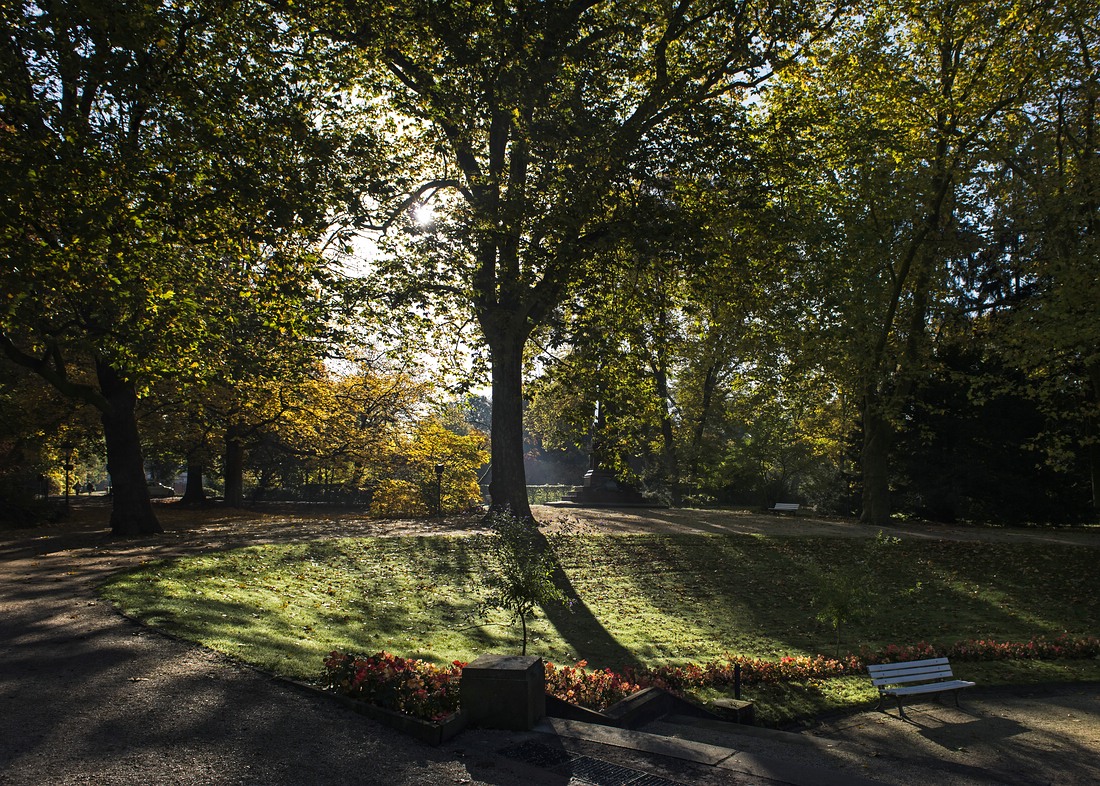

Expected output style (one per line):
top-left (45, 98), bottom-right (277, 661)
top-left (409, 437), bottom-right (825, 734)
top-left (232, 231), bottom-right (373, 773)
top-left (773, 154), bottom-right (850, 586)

top-left (539, 715), bottom-right (889, 786)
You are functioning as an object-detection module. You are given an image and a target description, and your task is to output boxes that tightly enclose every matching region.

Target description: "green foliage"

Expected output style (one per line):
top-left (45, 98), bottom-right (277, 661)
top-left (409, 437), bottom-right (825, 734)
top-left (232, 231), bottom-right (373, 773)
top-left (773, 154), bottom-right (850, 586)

top-left (475, 511), bottom-right (572, 656)
top-left (891, 346), bottom-right (1095, 524)
top-left (0, 0), bottom-right (350, 386)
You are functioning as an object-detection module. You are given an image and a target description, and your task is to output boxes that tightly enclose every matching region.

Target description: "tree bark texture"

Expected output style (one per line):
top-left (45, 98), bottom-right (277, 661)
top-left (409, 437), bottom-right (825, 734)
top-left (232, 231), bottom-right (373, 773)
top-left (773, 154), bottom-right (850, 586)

top-left (860, 398), bottom-right (893, 526)
top-left (179, 460), bottom-right (207, 506)
top-left (689, 362), bottom-right (719, 477)
top-left (652, 356), bottom-right (681, 504)
top-left (96, 361), bottom-right (161, 535)
top-left (486, 330), bottom-right (532, 519)
top-left (224, 426), bottom-right (245, 507)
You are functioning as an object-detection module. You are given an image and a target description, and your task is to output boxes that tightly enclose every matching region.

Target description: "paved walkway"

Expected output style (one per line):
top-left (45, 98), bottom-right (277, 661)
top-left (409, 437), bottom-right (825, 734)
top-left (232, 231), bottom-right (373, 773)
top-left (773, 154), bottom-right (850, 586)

top-left (1, 501), bottom-right (1098, 785)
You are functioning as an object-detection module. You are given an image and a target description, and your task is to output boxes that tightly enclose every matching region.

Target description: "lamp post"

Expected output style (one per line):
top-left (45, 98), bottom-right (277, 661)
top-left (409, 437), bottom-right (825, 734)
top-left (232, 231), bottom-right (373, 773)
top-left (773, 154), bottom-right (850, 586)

top-left (62, 442), bottom-right (74, 513)
top-left (434, 463), bottom-right (445, 517)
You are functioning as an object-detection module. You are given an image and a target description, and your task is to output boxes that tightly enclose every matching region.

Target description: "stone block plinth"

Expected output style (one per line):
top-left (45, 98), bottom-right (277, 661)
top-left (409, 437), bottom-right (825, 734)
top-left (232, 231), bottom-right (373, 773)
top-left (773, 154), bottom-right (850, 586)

top-left (710, 697), bottom-right (755, 725)
top-left (460, 654), bottom-right (545, 730)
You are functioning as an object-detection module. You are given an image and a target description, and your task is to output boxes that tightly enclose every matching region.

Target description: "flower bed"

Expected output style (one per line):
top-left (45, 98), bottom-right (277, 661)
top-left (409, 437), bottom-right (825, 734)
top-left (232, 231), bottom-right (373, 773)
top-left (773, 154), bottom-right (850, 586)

top-left (323, 635), bottom-right (1100, 723)
top-left (322, 651), bottom-right (465, 722)
top-left (616, 634), bottom-right (1100, 692)
top-left (544, 659), bottom-right (643, 711)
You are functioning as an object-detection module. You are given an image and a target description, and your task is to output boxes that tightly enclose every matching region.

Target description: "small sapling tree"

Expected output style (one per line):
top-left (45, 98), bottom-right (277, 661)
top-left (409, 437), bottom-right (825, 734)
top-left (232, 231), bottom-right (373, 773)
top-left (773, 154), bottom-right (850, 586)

top-left (477, 510), bottom-right (572, 656)
top-left (814, 531), bottom-right (920, 656)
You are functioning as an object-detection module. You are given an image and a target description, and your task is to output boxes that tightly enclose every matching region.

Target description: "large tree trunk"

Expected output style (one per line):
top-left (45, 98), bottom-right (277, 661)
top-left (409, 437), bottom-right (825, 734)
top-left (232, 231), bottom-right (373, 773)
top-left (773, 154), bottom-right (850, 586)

top-left (485, 330), bottom-right (532, 519)
top-left (224, 425), bottom-right (245, 507)
top-left (179, 458), bottom-right (207, 506)
top-left (860, 396), bottom-right (892, 526)
top-left (1087, 360), bottom-right (1100, 513)
top-left (96, 361), bottom-right (161, 535)
top-left (652, 356), bottom-right (681, 505)
top-left (689, 361), bottom-right (719, 477)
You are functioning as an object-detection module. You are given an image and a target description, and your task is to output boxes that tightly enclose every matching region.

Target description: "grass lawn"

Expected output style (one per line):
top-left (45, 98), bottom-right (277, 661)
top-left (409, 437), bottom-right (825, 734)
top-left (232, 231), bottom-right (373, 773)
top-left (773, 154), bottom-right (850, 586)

top-left (101, 532), bottom-right (1100, 725)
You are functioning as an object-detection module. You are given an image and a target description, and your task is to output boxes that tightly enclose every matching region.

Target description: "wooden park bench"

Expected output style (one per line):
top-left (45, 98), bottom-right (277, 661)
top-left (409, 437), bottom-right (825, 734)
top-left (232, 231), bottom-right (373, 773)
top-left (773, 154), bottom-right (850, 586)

top-left (867, 657), bottom-right (975, 719)
top-left (770, 502), bottom-right (800, 515)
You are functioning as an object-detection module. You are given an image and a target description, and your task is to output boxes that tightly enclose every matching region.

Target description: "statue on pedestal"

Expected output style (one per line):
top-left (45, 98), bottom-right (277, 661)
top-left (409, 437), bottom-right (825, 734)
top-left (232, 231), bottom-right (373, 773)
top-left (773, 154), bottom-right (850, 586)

top-left (562, 400), bottom-right (645, 506)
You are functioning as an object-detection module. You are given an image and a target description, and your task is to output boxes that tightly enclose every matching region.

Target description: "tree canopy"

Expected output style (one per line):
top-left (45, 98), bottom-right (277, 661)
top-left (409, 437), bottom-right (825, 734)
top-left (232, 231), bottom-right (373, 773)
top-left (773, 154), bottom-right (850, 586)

top-left (0, 0), bottom-right (355, 532)
top-left (313, 0), bottom-right (840, 517)
top-left (3, 0), bottom-right (1096, 529)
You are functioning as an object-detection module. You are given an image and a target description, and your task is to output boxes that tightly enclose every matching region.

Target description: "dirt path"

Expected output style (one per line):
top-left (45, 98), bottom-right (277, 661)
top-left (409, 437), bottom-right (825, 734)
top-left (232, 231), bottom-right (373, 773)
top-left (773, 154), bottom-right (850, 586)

top-left (536, 504), bottom-right (1100, 547)
top-left (1, 500), bottom-right (1098, 785)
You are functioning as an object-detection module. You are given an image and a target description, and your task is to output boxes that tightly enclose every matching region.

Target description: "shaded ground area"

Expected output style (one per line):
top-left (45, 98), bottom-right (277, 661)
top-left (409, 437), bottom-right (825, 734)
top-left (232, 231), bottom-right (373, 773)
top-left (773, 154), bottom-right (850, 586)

top-left (1, 499), bottom-right (1098, 784)
top-left (791, 683), bottom-right (1100, 785)
top-left (548, 683), bottom-right (1100, 786)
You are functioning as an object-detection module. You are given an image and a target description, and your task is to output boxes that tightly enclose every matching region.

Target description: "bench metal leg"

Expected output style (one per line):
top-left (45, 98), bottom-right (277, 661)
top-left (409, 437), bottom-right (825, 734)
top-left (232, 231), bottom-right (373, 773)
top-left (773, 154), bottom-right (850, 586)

top-left (935, 689), bottom-right (963, 709)
top-left (895, 696), bottom-right (908, 720)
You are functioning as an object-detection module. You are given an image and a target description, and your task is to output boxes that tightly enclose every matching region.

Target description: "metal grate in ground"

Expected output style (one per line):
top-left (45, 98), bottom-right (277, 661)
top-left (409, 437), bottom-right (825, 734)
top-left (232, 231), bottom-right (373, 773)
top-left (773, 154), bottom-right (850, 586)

top-left (626, 775), bottom-right (692, 786)
top-left (552, 755), bottom-right (642, 786)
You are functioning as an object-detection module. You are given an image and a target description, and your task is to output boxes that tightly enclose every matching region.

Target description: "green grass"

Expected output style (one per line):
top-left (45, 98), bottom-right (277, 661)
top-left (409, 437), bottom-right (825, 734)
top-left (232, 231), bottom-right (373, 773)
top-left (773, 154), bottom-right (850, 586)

top-left (101, 533), bottom-right (1100, 725)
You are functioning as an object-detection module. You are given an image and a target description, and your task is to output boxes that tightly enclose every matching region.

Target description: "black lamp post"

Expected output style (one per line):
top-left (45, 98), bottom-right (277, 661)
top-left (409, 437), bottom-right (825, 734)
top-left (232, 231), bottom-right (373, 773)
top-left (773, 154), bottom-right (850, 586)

top-left (62, 442), bottom-right (74, 512)
top-left (434, 463), bottom-right (445, 516)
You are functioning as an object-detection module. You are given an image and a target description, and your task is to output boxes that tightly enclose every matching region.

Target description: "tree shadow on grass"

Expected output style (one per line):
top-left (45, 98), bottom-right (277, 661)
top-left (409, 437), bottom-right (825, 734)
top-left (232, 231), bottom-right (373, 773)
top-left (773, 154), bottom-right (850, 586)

top-left (540, 552), bottom-right (644, 671)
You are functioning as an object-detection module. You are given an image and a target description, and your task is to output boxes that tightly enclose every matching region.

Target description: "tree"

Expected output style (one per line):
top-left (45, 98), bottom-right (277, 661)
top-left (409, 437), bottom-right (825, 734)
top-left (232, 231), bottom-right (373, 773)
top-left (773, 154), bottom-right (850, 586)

top-left (0, 0), bottom-right (352, 532)
top-left (523, 104), bottom-right (842, 508)
top-left (813, 531), bottom-right (914, 656)
top-left (761, 0), bottom-right (1049, 523)
top-left (0, 365), bottom-right (96, 524)
top-left (976, 0), bottom-right (1100, 512)
top-left (477, 510), bottom-right (572, 655)
top-left (370, 417), bottom-right (489, 516)
top-left (318, 0), bottom-right (838, 518)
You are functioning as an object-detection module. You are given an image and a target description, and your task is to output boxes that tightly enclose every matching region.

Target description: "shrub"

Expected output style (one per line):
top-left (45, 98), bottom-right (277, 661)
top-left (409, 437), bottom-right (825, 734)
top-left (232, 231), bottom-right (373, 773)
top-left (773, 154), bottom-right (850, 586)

top-left (369, 479), bottom-right (430, 517)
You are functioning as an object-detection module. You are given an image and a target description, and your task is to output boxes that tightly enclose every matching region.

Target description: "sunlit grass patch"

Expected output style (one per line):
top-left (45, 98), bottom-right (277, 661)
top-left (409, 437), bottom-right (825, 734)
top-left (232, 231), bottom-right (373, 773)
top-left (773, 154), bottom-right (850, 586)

top-left (102, 532), bottom-right (1100, 724)
top-left (103, 537), bottom-right (516, 677)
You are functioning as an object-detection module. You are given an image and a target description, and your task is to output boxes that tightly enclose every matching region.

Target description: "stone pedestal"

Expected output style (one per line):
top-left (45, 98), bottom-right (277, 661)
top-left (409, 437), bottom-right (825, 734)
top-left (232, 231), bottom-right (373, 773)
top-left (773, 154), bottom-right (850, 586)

top-left (460, 654), bottom-right (546, 730)
top-left (710, 697), bottom-right (755, 724)
top-left (561, 469), bottom-right (647, 506)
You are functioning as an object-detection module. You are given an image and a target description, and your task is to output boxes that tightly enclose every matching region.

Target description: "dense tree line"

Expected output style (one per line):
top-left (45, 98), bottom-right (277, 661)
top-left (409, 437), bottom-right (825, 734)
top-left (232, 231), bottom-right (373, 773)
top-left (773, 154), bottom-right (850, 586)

top-left (2, 0), bottom-right (1095, 530)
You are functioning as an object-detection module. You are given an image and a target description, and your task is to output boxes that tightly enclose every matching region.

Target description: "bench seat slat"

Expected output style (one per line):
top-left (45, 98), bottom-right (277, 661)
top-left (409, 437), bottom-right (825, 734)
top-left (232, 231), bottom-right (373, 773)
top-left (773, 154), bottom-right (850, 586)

top-left (867, 657), bottom-right (950, 675)
top-left (770, 503), bottom-right (800, 514)
top-left (870, 667), bottom-right (955, 685)
top-left (881, 680), bottom-right (975, 697)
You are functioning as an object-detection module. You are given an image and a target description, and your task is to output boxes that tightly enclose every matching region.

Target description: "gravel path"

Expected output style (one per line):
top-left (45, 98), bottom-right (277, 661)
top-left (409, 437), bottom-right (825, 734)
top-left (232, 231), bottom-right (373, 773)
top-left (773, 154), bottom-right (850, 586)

top-left (1, 500), bottom-right (1098, 785)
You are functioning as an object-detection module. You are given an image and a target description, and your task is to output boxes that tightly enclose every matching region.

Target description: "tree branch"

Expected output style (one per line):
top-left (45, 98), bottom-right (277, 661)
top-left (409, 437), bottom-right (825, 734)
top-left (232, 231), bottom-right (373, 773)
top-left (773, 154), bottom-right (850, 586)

top-left (0, 333), bottom-right (111, 412)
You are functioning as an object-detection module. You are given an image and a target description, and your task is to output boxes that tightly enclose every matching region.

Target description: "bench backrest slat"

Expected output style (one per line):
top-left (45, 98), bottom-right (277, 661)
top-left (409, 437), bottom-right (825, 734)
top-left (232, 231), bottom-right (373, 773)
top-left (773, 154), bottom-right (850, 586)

top-left (868, 658), bottom-right (954, 686)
